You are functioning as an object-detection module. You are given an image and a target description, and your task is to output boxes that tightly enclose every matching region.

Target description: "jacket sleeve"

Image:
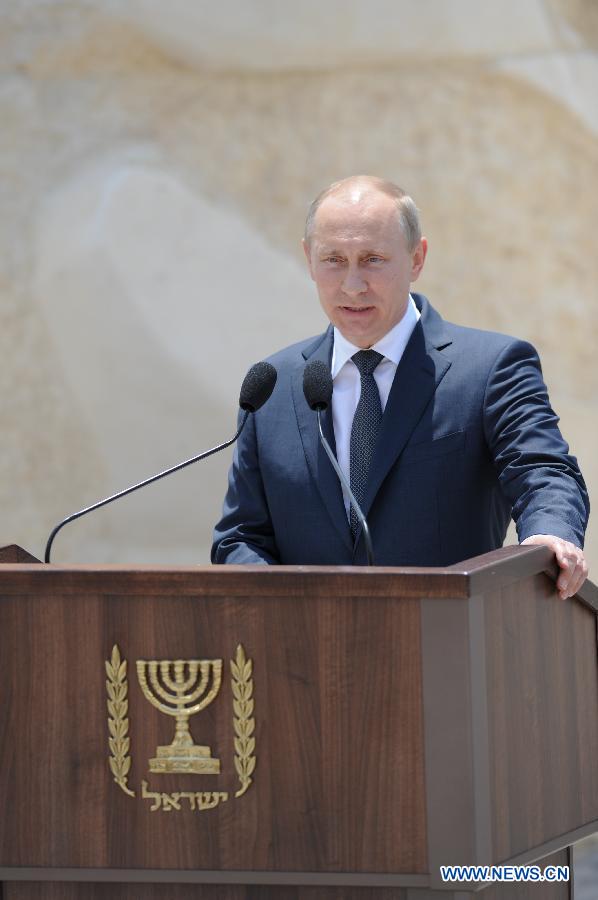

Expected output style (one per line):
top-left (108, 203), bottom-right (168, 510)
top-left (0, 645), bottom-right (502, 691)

top-left (211, 409), bottom-right (280, 565)
top-left (483, 338), bottom-right (589, 547)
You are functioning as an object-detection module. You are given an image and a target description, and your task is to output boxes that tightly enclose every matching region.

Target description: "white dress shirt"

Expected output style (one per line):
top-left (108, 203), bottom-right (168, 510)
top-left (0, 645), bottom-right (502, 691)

top-left (331, 294), bottom-right (421, 513)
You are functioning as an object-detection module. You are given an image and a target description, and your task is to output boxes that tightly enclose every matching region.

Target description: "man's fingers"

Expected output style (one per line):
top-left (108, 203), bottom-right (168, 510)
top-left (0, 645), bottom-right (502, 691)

top-left (567, 558), bottom-right (589, 598)
top-left (522, 535), bottom-right (588, 599)
top-left (556, 552), bottom-right (588, 599)
top-left (553, 546), bottom-right (568, 566)
top-left (556, 560), bottom-right (573, 597)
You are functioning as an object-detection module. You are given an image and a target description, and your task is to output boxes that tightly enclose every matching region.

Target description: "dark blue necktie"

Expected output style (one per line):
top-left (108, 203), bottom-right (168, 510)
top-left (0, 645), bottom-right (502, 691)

top-left (349, 349), bottom-right (384, 537)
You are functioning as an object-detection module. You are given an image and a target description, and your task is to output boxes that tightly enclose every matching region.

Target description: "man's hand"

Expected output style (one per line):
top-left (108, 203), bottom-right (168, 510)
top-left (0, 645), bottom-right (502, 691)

top-left (521, 535), bottom-right (588, 599)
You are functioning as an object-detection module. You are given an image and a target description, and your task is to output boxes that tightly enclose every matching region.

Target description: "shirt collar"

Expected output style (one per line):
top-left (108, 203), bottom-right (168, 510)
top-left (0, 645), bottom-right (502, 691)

top-left (331, 294), bottom-right (421, 378)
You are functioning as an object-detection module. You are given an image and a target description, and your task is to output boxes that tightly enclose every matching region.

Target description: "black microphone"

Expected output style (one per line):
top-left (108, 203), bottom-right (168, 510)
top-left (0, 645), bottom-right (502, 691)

top-left (239, 361), bottom-right (277, 411)
top-left (44, 361), bottom-right (277, 563)
top-left (302, 360), bottom-right (375, 566)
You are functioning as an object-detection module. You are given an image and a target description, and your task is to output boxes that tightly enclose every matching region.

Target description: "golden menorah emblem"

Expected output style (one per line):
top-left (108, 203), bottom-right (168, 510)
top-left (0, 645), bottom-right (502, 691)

top-left (136, 658), bottom-right (222, 774)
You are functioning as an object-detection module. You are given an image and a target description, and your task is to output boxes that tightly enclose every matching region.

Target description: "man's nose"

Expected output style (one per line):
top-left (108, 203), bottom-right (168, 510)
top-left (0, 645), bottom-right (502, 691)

top-left (341, 266), bottom-right (367, 297)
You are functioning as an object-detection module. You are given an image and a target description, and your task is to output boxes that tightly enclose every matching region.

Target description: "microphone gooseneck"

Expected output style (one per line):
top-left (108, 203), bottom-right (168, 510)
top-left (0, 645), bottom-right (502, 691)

top-left (302, 360), bottom-right (375, 566)
top-left (44, 361), bottom-right (278, 564)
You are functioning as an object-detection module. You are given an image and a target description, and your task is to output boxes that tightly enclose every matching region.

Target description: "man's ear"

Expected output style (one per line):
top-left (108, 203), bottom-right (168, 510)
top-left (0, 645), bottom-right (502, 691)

top-left (302, 238), bottom-right (315, 280)
top-left (410, 237), bottom-right (428, 282)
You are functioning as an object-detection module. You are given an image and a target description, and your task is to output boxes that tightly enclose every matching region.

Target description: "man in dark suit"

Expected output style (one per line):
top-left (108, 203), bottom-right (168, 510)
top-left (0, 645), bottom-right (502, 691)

top-left (212, 176), bottom-right (589, 598)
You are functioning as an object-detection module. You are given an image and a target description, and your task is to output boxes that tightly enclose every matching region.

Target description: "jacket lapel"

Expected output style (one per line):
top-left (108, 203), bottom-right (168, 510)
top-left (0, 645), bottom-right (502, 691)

top-left (359, 296), bottom-right (453, 526)
top-left (291, 327), bottom-right (353, 552)
top-left (291, 296), bottom-right (453, 556)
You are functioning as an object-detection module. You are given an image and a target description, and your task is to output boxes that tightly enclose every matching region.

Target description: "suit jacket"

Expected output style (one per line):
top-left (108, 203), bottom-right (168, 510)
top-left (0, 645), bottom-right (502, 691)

top-left (212, 294), bottom-right (589, 566)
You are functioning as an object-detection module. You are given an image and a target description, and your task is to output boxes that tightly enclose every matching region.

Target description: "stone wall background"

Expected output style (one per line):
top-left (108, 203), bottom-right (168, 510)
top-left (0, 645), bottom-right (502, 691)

top-left (1, 0), bottom-right (596, 567)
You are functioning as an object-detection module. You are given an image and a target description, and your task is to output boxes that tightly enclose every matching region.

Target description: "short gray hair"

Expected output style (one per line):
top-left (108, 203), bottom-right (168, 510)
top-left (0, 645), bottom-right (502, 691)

top-left (304, 175), bottom-right (422, 251)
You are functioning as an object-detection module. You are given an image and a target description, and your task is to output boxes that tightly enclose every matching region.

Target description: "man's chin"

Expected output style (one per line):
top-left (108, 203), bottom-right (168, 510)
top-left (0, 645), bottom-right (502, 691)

top-left (334, 309), bottom-right (381, 346)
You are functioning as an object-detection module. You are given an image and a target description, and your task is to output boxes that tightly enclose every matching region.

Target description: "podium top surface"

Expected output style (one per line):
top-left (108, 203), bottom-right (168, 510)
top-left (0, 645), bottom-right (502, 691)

top-left (1, 544), bottom-right (596, 609)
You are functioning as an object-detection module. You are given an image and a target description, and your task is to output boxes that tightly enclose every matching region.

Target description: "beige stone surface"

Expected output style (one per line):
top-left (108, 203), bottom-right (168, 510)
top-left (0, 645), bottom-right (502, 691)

top-left (105, 0), bottom-right (559, 69)
top-left (549, 0), bottom-right (598, 47)
top-left (1, 0), bottom-right (596, 573)
top-left (497, 51), bottom-right (598, 135)
top-left (31, 157), bottom-right (320, 561)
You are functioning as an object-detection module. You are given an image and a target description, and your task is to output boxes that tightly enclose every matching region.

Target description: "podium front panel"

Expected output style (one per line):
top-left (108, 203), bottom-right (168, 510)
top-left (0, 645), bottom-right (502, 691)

top-left (0, 568), bottom-right (427, 877)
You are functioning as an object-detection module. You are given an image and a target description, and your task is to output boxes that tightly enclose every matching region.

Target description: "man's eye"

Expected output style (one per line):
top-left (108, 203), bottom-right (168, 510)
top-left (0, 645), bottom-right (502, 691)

top-left (323, 256), bottom-right (342, 263)
top-left (365, 256), bottom-right (383, 263)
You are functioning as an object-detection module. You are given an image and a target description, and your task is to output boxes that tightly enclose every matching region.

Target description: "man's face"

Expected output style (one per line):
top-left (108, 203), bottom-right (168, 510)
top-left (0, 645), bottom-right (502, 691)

top-left (303, 190), bottom-right (427, 348)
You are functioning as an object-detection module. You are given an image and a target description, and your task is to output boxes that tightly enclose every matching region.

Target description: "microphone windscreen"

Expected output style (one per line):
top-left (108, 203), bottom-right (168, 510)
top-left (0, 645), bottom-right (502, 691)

top-left (303, 360), bottom-right (333, 411)
top-left (239, 361), bottom-right (278, 412)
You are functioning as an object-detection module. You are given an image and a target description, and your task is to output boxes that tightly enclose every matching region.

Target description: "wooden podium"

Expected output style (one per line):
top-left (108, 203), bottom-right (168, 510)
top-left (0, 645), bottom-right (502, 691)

top-left (1, 545), bottom-right (597, 900)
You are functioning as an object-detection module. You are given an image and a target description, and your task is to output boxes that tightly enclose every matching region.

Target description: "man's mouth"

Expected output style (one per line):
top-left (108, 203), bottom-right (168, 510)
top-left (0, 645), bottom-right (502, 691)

top-left (341, 305), bottom-right (374, 314)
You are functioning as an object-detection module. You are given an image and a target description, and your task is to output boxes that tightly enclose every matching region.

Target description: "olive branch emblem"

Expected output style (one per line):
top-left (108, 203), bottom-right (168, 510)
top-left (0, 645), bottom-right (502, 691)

top-left (105, 645), bottom-right (135, 797)
top-left (105, 642), bottom-right (256, 802)
top-left (231, 644), bottom-right (256, 798)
